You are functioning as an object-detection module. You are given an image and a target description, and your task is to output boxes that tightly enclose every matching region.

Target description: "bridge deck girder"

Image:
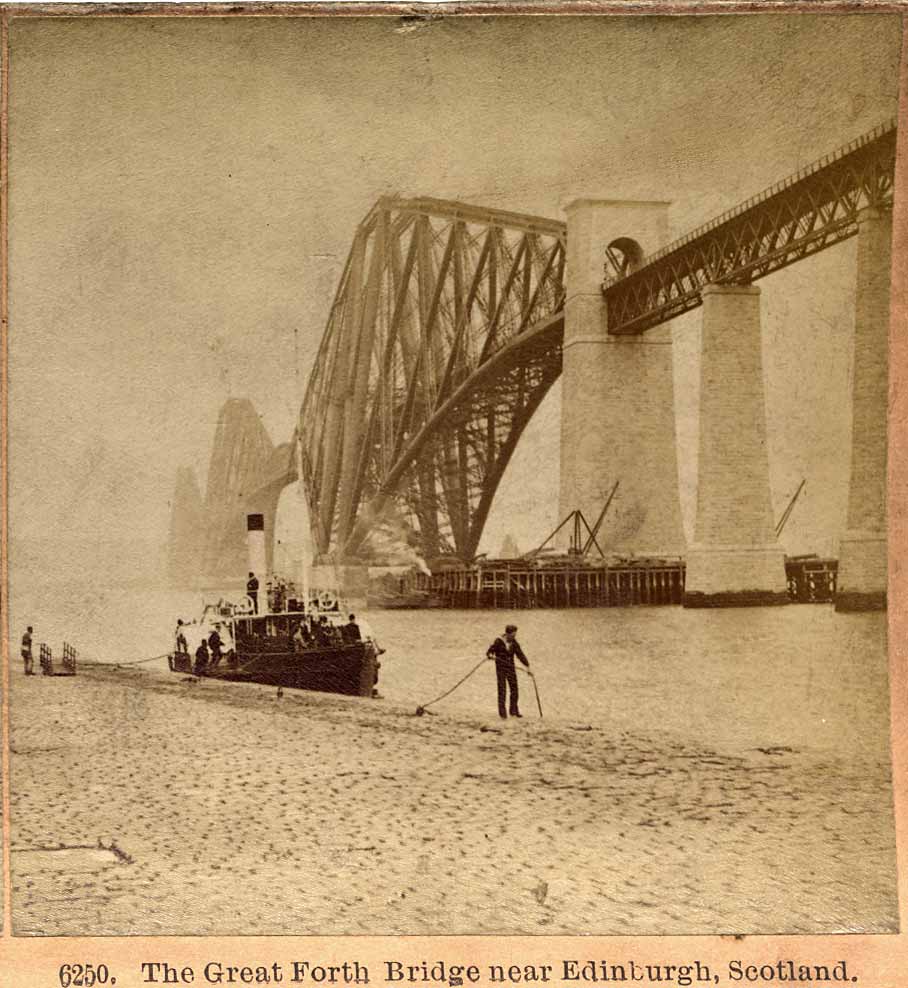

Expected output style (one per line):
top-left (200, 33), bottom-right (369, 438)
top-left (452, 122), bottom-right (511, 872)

top-left (603, 119), bottom-right (896, 335)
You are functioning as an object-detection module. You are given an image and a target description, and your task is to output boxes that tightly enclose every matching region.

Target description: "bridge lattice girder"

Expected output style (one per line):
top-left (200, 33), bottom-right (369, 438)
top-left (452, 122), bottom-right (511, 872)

top-left (300, 197), bottom-right (566, 562)
top-left (604, 118), bottom-right (897, 335)
top-left (285, 120), bottom-right (897, 566)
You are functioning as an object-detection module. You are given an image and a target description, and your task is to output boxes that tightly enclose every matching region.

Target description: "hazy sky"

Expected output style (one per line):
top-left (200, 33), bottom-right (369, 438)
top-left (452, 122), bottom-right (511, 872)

top-left (7, 13), bottom-right (902, 585)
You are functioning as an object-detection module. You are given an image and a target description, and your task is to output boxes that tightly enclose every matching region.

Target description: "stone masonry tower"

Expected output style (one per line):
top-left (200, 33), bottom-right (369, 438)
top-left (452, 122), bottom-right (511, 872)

top-left (836, 205), bottom-right (892, 611)
top-left (683, 284), bottom-right (789, 606)
top-left (559, 200), bottom-right (685, 557)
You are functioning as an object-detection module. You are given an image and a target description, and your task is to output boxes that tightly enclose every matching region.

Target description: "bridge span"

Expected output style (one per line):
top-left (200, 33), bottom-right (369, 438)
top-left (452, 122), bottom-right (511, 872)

top-left (172, 118), bottom-right (896, 611)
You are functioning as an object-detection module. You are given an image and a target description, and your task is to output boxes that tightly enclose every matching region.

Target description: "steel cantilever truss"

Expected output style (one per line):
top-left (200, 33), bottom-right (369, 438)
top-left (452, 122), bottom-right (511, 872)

top-left (273, 120), bottom-right (898, 566)
top-left (300, 197), bottom-right (566, 561)
top-left (604, 119), bottom-right (897, 335)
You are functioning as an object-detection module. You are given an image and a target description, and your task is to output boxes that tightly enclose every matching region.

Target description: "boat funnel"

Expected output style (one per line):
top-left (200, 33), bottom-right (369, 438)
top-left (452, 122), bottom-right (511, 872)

top-left (247, 513), bottom-right (267, 583)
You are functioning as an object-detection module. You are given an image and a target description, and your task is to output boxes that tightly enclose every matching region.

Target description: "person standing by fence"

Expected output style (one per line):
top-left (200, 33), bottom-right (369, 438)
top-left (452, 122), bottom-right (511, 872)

top-left (21, 626), bottom-right (34, 676)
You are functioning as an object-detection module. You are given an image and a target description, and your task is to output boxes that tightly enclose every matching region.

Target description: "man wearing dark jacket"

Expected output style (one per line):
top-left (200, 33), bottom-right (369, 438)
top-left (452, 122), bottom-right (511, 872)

top-left (486, 624), bottom-right (529, 719)
top-left (208, 627), bottom-right (223, 668)
top-left (194, 639), bottom-right (210, 676)
top-left (246, 572), bottom-right (260, 614)
top-left (342, 614), bottom-right (361, 644)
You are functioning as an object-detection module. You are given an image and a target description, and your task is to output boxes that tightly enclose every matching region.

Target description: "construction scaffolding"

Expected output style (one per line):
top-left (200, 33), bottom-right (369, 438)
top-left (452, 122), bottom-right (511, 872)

top-left (415, 557), bottom-right (686, 609)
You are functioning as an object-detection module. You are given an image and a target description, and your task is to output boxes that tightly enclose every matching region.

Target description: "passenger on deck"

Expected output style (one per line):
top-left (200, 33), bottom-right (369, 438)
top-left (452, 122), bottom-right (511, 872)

top-left (194, 639), bottom-right (210, 676)
top-left (342, 614), bottom-right (362, 644)
top-left (293, 621), bottom-right (312, 651)
top-left (246, 572), bottom-right (259, 614)
top-left (174, 619), bottom-right (188, 654)
top-left (208, 627), bottom-right (223, 667)
top-left (314, 615), bottom-right (334, 647)
top-left (271, 580), bottom-right (286, 614)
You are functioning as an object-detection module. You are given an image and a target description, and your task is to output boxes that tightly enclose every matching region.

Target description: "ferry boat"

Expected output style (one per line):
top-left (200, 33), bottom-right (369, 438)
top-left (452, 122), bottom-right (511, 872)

top-left (167, 511), bottom-right (381, 698)
top-left (168, 590), bottom-right (381, 697)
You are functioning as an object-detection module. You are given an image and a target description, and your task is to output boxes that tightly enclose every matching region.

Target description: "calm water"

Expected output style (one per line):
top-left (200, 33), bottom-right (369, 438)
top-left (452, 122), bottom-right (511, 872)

top-left (10, 580), bottom-right (890, 756)
top-left (368, 606), bottom-right (891, 755)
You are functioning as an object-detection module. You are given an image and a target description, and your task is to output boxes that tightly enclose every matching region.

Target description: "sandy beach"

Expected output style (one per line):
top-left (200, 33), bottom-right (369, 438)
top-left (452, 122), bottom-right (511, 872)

top-left (9, 661), bottom-right (898, 936)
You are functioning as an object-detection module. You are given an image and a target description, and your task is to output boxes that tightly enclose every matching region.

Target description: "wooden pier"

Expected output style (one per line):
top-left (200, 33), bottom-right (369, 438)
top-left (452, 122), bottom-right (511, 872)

top-left (402, 555), bottom-right (838, 609)
top-left (414, 558), bottom-right (686, 609)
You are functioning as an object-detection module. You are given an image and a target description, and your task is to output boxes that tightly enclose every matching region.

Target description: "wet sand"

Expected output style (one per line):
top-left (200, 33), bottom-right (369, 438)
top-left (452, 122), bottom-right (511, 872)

top-left (9, 662), bottom-right (898, 935)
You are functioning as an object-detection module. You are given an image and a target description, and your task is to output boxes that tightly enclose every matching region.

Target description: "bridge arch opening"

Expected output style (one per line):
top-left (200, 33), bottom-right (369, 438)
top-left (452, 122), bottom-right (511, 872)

top-left (605, 236), bottom-right (645, 279)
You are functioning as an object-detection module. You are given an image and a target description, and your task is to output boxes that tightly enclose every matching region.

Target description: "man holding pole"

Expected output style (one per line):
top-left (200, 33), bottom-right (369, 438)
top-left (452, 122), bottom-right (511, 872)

top-left (487, 624), bottom-right (530, 719)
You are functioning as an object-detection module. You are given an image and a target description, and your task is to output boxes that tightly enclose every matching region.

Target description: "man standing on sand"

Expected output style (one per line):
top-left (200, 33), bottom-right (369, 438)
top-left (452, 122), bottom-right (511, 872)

top-left (486, 623), bottom-right (530, 719)
top-left (21, 626), bottom-right (34, 675)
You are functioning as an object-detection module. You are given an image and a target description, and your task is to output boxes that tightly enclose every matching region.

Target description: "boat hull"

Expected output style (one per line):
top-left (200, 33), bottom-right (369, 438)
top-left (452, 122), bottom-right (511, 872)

top-left (169, 643), bottom-right (378, 698)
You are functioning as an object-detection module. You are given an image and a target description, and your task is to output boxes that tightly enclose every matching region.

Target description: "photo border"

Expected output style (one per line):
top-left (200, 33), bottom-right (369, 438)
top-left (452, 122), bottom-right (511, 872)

top-left (1, 3), bottom-right (906, 984)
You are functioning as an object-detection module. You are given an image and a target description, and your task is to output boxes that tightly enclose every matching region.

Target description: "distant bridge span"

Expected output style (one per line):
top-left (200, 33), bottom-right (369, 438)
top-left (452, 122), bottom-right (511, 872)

top-left (184, 119), bottom-right (897, 578)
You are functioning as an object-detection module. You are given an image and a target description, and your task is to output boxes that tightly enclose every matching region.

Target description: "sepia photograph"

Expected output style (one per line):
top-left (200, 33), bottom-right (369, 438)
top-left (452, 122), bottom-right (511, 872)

top-left (3, 8), bottom-right (903, 939)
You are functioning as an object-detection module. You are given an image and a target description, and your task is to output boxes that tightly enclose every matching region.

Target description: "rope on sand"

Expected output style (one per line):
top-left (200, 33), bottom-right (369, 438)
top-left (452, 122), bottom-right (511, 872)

top-left (415, 657), bottom-right (489, 716)
top-left (415, 658), bottom-right (544, 719)
top-left (114, 652), bottom-right (172, 667)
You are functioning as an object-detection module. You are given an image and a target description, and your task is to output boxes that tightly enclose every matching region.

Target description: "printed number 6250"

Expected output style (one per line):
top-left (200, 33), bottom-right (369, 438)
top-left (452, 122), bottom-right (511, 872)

top-left (59, 964), bottom-right (115, 988)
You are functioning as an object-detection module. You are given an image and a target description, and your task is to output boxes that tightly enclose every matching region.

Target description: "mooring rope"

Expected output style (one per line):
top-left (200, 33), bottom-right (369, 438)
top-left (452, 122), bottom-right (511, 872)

top-left (415, 656), bottom-right (489, 716)
top-left (113, 652), bottom-right (172, 667)
top-left (415, 657), bottom-right (544, 719)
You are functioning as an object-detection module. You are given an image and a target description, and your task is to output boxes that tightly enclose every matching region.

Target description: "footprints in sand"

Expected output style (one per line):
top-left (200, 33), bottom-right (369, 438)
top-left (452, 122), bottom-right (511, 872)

top-left (7, 665), bottom-right (900, 935)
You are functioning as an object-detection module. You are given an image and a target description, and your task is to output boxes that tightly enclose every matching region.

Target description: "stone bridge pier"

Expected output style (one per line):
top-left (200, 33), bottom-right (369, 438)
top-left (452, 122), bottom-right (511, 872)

top-left (683, 283), bottom-right (788, 606)
top-left (836, 205), bottom-right (891, 611)
top-left (559, 199), bottom-right (685, 557)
